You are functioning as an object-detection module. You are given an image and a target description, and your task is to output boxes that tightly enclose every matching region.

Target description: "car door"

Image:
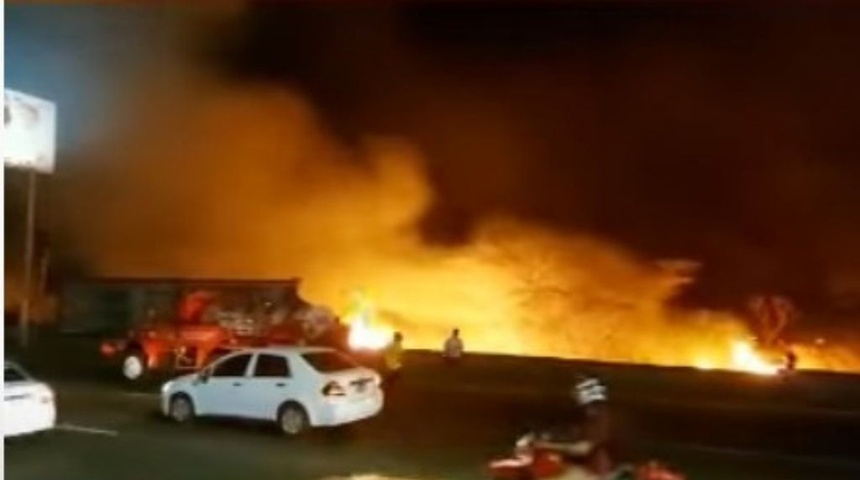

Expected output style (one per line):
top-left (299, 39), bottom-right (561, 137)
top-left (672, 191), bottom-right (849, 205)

top-left (245, 353), bottom-right (293, 420)
top-left (3, 364), bottom-right (40, 435)
top-left (194, 353), bottom-right (252, 417)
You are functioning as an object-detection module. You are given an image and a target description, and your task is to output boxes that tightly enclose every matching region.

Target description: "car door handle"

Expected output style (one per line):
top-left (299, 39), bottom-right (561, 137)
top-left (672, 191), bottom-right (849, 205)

top-left (275, 382), bottom-right (286, 388)
top-left (232, 382), bottom-right (242, 387)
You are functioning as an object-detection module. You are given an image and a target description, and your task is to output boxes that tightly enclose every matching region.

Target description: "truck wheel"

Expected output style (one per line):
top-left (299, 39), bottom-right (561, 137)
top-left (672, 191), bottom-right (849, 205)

top-left (277, 402), bottom-right (309, 436)
top-left (168, 394), bottom-right (195, 424)
top-left (121, 351), bottom-right (147, 381)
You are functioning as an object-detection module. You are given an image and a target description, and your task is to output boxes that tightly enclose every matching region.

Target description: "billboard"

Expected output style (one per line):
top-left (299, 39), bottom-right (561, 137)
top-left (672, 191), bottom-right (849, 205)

top-left (4, 89), bottom-right (56, 174)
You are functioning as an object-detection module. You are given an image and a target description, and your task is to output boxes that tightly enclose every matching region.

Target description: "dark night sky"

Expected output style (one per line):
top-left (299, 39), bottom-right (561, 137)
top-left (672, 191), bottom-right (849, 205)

top-left (7, 3), bottom-right (860, 313)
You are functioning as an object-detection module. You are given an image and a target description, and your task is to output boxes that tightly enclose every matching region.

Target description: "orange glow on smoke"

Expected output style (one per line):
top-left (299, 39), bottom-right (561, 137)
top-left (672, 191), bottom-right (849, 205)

top-left (61, 76), bottom-right (860, 375)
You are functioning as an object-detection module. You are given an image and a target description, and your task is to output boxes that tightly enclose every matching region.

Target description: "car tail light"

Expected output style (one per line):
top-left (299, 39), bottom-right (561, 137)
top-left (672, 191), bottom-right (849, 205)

top-left (39, 389), bottom-right (54, 404)
top-left (322, 381), bottom-right (346, 397)
top-left (100, 342), bottom-right (116, 357)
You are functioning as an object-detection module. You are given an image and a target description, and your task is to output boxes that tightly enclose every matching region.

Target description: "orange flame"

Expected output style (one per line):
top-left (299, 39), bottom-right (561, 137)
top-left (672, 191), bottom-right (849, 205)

top-left (343, 291), bottom-right (393, 350)
top-left (694, 339), bottom-right (783, 376)
top-left (729, 340), bottom-right (781, 376)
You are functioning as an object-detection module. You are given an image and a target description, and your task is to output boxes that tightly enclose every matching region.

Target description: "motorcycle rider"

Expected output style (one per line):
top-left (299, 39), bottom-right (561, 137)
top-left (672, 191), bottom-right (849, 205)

top-left (491, 375), bottom-right (685, 480)
top-left (531, 373), bottom-right (613, 479)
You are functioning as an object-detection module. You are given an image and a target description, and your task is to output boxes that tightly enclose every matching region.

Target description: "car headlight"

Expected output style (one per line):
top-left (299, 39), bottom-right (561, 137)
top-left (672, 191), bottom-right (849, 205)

top-left (161, 381), bottom-right (174, 394)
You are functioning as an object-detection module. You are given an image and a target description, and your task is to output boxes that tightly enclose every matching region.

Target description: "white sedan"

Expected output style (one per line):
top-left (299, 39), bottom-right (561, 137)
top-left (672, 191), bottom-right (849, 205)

top-left (160, 346), bottom-right (383, 435)
top-left (3, 361), bottom-right (56, 437)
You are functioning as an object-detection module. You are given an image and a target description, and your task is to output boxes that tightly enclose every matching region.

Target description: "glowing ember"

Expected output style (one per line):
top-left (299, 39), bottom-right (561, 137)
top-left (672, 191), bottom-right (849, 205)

top-left (730, 340), bottom-right (781, 375)
top-left (343, 291), bottom-right (393, 350)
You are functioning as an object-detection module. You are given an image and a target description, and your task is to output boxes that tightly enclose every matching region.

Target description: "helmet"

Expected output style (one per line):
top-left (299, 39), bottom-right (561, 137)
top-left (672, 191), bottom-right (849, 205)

top-left (572, 374), bottom-right (607, 406)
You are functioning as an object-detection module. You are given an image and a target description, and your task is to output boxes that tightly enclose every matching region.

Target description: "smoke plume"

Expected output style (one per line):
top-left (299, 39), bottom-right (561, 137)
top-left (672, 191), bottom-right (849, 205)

top-left (49, 44), bottom-right (711, 367)
top-left (51, 6), bottom-right (859, 371)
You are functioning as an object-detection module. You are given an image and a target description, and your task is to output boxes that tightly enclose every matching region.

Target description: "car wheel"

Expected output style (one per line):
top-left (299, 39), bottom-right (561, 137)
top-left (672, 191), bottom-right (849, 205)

top-left (169, 394), bottom-right (195, 424)
top-left (277, 402), bottom-right (309, 436)
top-left (121, 351), bottom-right (147, 381)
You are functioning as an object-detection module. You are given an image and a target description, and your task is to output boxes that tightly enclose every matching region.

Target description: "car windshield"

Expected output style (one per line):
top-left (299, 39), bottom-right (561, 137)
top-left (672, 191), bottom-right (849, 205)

top-left (4, 365), bottom-right (29, 383)
top-left (302, 351), bottom-right (359, 373)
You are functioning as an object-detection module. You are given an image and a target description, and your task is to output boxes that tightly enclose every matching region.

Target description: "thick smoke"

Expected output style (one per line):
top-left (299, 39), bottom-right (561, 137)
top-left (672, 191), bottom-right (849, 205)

top-left (51, 7), bottom-right (859, 370)
top-left (50, 38), bottom-right (721, 367)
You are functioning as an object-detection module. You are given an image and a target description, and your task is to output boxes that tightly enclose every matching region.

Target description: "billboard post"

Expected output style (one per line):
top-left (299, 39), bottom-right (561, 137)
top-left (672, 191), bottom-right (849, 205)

top-left (20, 169), bottom-right (38, 347)
top-left (4, 89), bottom-right (56, 348)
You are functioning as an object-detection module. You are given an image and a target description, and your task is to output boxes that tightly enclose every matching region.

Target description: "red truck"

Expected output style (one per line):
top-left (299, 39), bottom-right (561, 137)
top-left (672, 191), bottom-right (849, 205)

top-left (61, 278), bottom-right (348, 381)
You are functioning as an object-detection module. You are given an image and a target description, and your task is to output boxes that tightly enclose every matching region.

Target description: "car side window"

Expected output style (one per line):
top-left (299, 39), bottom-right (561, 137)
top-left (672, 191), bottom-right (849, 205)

top-left (253, 354), bottom-right (290, 378)
top-left (211, 354), bottom-right (252, 378)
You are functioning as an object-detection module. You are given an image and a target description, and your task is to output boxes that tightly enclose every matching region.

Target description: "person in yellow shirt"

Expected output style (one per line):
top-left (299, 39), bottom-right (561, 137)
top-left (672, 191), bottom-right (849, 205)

top-left (382, 331), bottom-right (404, 386)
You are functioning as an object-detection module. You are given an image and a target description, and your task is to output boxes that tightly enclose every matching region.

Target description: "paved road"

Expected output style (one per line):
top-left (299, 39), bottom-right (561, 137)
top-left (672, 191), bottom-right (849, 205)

top-left (6, 379), bottom-right (860, 480)
top-left (7, 335), bottom-right (860, 479)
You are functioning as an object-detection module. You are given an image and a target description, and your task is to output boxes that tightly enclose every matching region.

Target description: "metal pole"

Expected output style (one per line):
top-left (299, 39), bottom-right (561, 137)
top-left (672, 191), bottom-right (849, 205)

top-left (20, 168), bottom-right (38, 348)
top-left (39, 248), bottom-right (51, 300)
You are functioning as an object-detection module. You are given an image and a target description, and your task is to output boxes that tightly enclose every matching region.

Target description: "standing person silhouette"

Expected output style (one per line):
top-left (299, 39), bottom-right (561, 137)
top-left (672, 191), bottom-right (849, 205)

top-left (443, 328), bottom-right (464, 365)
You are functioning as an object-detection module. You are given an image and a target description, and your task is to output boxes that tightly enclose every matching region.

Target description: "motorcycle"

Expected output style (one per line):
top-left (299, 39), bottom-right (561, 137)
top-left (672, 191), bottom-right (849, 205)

top-left (488, 432), bottom-right (686, 480)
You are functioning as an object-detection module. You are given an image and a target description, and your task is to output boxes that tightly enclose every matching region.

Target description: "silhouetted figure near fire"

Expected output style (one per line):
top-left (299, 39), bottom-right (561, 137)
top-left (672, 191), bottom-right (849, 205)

top-left (783, 348), bottom-right (798, 374)
top-left (382, 331), bottom-right (404, 388)
top-left (443, 328), bottom-right (464, 365)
